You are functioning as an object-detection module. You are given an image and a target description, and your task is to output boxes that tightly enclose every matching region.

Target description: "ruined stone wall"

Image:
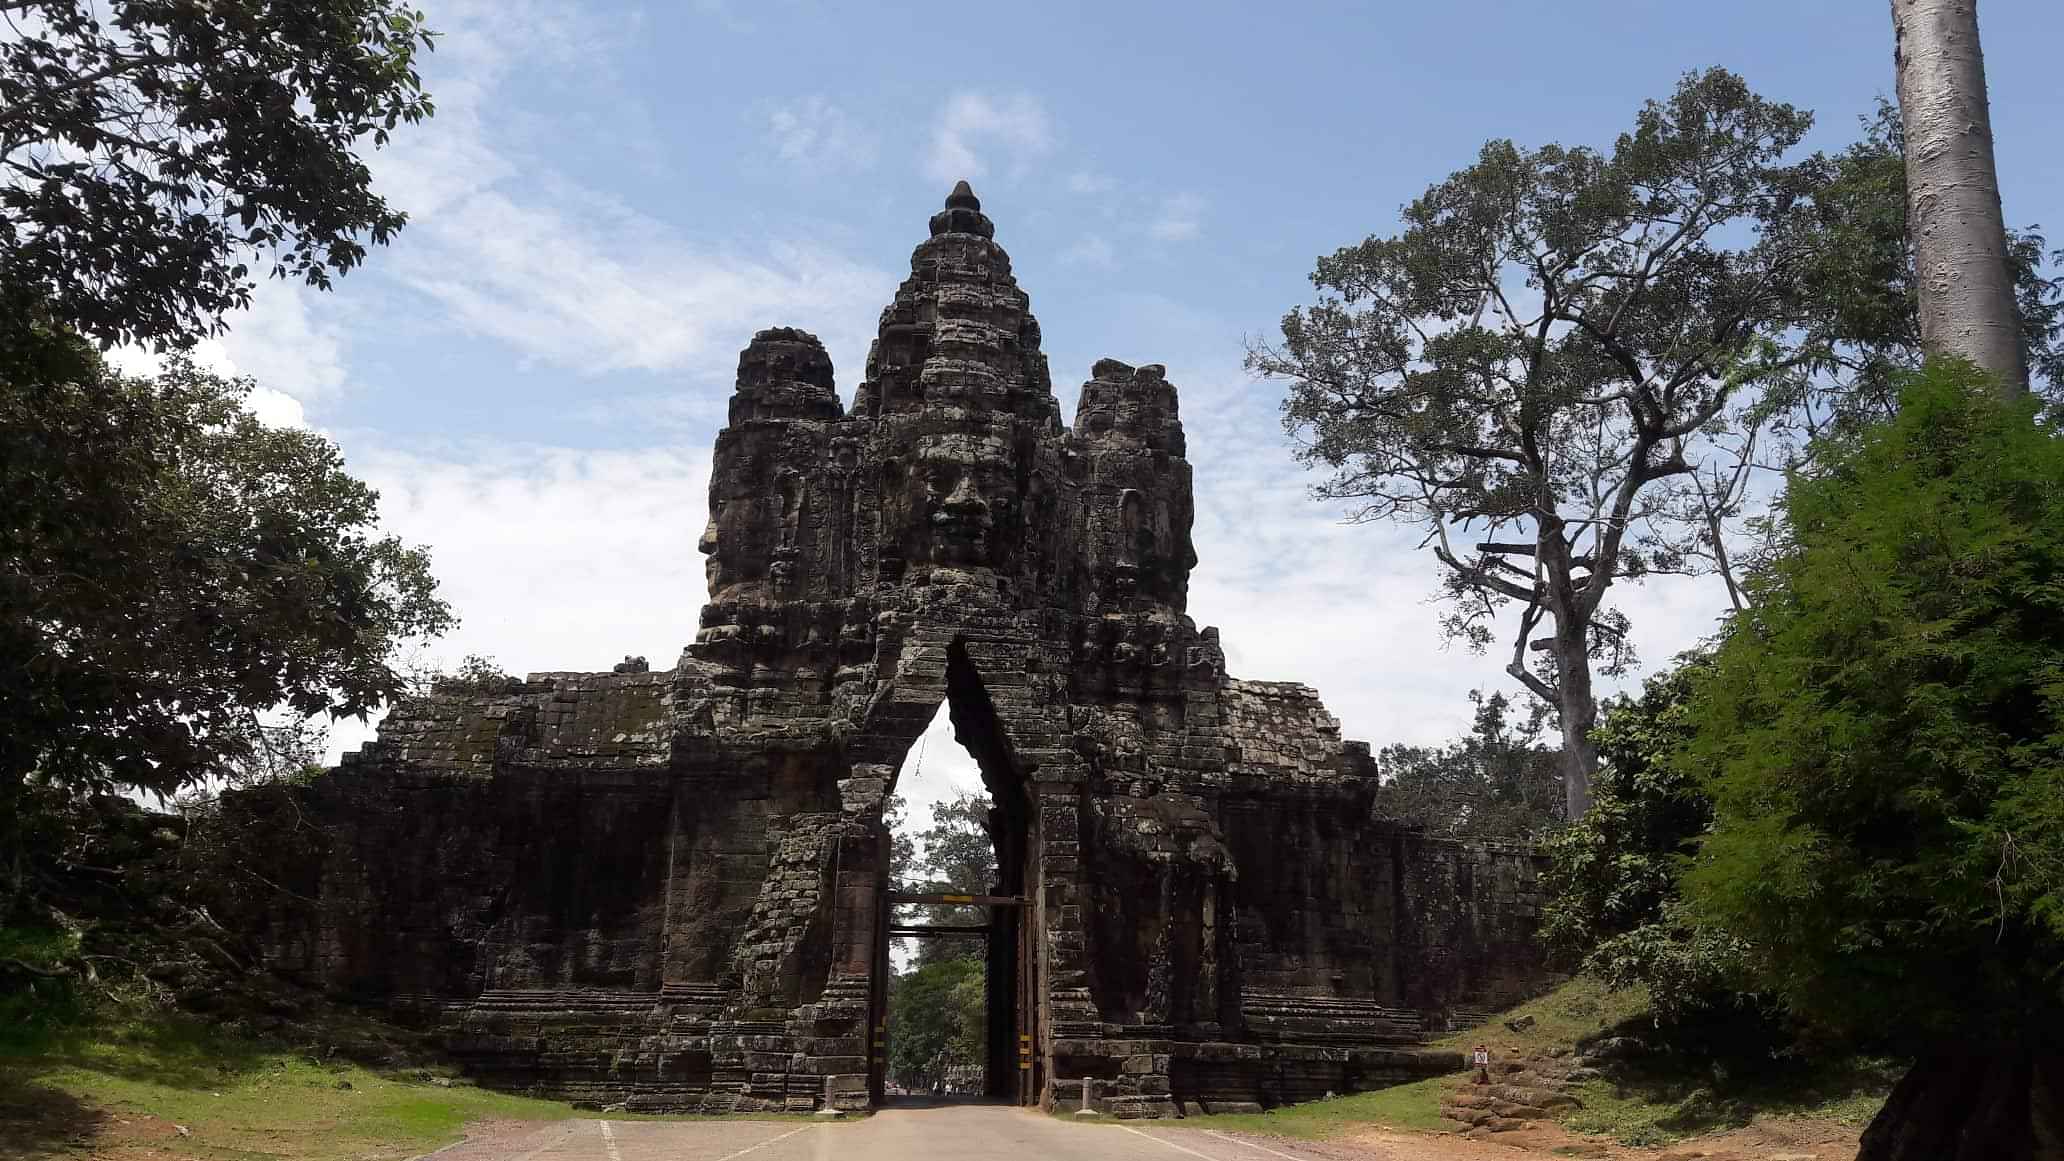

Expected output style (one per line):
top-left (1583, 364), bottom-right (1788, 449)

top-left (242, 184), bottom-right (1555, 1117)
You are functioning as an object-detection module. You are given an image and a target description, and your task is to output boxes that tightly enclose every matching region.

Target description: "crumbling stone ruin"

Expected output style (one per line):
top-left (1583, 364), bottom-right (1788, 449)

top-left (243, 184), bottom-right (1553, 1117)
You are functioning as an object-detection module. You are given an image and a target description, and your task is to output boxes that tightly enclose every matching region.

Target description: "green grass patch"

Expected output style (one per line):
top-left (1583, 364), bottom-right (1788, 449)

top-left (1433, 974), bottom-right (1654, 1053)
top-left (1558, 1055), bottom-right (1900, 1147)
top-left (1168, 1072), bottom-right (1464, 1139)
top-left (0, 1011), bottom-right (807, 1160)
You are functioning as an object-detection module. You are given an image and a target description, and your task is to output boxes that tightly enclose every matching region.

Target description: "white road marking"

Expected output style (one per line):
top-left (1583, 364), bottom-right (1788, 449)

top-left (598, 1120), bottom-right (623, 1161)
top-left (1116, 1125), bottom-right (1224, 1159)
top-left (1203, 1129), bottom-right (1310, 1161)
top-left (711, 1124), bottom-right (811, 1161)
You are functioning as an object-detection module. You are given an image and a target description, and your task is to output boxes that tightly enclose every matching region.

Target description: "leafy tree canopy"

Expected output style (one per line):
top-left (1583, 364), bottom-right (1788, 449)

top-left (1680, 361), bottom-right (2064, 1042)
top-left (886, 956), bottom-right (985, 1094)
top-left (0, 0), bottom-right (435, 350)
top-left (0, 328), bottom-right (451, 807)
top-left (1377, 690), bottom-right (1564, 841)
top-left (1541, 656), bottom-right (1747, 1016)
top-left (898, 789), bottom-right (997, 966)
top-left (1253, 69), bottom-right (2064, 818)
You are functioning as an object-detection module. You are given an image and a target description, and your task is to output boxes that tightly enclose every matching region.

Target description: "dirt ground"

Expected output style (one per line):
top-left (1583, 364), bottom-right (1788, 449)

top-left (1340, 1114), bottom-right (1858, 1161)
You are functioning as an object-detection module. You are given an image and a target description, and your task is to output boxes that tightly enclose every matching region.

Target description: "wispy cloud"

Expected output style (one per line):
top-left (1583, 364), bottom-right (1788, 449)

top-left (1066, 170), bottom-right (1115, 195)
top-left (325, 439), bottom-right (713, 761)
top-left (1060, 234), bottom-right (1116, 269)
top-left (365, 1), bottom-right (892, 387)
top-left (1149, 192), bottom-right (1206, 241)
top-left (761, 95), bottom-right (877, 172)
top-left (924, 92), bottom-right (1055, 184)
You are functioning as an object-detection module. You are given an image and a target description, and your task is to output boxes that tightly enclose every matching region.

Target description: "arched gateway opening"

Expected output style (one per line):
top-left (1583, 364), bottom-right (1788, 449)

top-left (872, 637), bottom-right (1039, 1105)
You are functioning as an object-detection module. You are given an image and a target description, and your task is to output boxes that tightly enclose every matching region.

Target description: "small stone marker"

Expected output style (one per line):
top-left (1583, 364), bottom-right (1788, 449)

top-left (1075, 1076), bottom-right (1099, 1116)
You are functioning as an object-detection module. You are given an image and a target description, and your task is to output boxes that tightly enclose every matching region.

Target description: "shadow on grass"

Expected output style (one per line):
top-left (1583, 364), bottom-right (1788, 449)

top-left (5, 1011), bottom-right (276, 1092)
top-left (0, 1072), bottom-right (109, 1160)
top-left (1561, 1004), bottom-right (1902, 1147)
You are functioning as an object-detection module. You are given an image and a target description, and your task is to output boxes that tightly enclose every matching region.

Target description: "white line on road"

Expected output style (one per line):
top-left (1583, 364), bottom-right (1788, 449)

top-left (598, 1120), bottom-right (624, 1161)
top-left (1202, 1129), bottom-right (1311, 1161)
top-left (712, 1124), bottom-right (811, 1161)
top-left (1116, 1125), bottom-right (1223, 1159)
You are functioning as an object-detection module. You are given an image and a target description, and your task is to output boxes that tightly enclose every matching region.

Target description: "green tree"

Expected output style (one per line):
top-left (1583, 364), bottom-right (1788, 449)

top-left (1540, 657), bottom-right (1746, 1016)
top-left (899, 789), bottom-right (997, 967)
top-left (1377, 690), bottom-right (1564, 841)
top-left (1253, 69), bottom-right (1829, 817)
top-left (1, 330), bottom-right (451, 905)
top-left (1254, 71), bottom-right (2064, 819)
top-left (886, 956), bottom-right (985, 1095)
top-left (0, 0), bottom-right (435, 350)
top-left (1680, 362), bottom-right (2064, 1159)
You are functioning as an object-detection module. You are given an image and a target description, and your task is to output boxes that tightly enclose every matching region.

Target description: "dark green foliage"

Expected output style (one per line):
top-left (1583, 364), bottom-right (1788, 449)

top-left (886, 956), bottom-right (985, 1094)
top-left (0, 329), bottom-right (451, 812)
top-left (1541, 659), bottom-right (1748, 1016)
top-left (1681, 361), bottom-right (2064, 1043)
top-left (1377, 690), bottom-right (1564, 840)
top-left (0, 0), bottom-right (435, 350)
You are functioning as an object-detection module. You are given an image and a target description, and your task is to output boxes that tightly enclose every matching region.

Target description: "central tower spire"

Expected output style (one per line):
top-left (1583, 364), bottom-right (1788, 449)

top-left (851, 182), bottom-right (1058, 424)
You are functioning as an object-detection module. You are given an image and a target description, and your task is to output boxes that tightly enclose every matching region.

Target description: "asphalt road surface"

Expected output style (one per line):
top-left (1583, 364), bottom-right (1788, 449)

top-left (425, 1103), bottom-right (1373, 1161)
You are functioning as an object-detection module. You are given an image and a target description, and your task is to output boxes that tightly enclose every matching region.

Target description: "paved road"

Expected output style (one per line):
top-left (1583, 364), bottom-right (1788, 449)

top-left (426, 1103), bottom-right (1376, 1161)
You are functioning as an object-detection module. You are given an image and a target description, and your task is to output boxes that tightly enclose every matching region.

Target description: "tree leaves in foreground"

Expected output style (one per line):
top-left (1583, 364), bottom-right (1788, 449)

top-left (0, 328), bottom-right (451, 812)
top-left (1680, 362), bottom-right (2064, 1159)
top-left (0, 0), bottom-right (435, 350)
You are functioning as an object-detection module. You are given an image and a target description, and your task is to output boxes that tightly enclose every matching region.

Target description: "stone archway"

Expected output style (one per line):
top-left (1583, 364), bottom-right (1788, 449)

top-left (869, 637), bottom-right (1043, 1104)
top-left (238, 183), bottom-right (1559, 1117)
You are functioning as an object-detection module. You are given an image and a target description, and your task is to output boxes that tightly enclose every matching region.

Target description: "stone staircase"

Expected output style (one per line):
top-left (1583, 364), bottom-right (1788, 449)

top-left (1441, 1048), bottom-right (1583, 1136)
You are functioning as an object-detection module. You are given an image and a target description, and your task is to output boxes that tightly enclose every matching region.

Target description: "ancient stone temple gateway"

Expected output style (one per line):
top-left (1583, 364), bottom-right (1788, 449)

top-left (249, 184), bottom-right (1551, 1117)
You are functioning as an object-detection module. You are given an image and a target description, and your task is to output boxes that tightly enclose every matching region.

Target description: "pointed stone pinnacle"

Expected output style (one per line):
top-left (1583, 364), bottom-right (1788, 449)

top-left (946, 180), bottom-right (980, 211)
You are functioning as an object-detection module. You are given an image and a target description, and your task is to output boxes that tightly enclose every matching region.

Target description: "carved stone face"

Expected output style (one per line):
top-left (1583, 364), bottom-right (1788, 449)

top-left (913, 433), bottom-right (1019, 568)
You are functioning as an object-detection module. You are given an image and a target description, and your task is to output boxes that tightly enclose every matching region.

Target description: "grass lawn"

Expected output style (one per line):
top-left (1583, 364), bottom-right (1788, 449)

top-left (0, 1013), bottom-right (799, 1161)
top-left (1169, 1072), bottom-right (1463, 1139)
top-left (1432, 973), bottom-right (1653, 1054)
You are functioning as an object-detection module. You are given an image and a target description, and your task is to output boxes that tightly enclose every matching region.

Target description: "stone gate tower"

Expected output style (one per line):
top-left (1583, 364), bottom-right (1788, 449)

top-left (247, 185), bottom-right (1551, 1117)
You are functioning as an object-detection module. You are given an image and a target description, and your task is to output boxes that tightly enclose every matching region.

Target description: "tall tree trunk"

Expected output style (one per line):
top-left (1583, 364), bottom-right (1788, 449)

top-left (1550, 621), bottom-right (1597, 820)
top-left (1858, 1040), bottom-right (2064, 1160)
top-left (1890, 0), bottom-right (2028, 394)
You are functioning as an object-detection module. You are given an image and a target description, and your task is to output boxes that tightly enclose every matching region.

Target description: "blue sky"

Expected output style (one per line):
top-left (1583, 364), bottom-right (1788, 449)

top-left (161, 0), bottom-right (2064, 810)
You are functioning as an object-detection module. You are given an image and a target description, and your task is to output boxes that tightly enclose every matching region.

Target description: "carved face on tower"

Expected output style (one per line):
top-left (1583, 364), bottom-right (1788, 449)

top-left (912, 431), bottom-right (1019, 567)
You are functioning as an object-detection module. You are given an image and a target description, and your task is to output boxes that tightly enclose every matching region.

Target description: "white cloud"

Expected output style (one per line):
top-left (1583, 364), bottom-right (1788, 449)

top-left (395, 190), bottom-right (889, 380)
top-left (326, 440), bottom-right (713, 762)
top-left (363, 2), bottom-right (893, 387)
top-left (762, 96), bottom-right (876, 172)
top-left (242, 386), bottom-right (312, 429)
top-left (924, 92), bottom-right (1055, 184)
top-left (105, 307), bottom-right (318, 429)
top-left (1066, 170), bottom-right (1115, 195)
top-left (215, 283), bottom-right (350, 402)
top-left (1059, 234), bottom-right (1116, 270)
top-left (1148, 192), bottom-right (1206, 242)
